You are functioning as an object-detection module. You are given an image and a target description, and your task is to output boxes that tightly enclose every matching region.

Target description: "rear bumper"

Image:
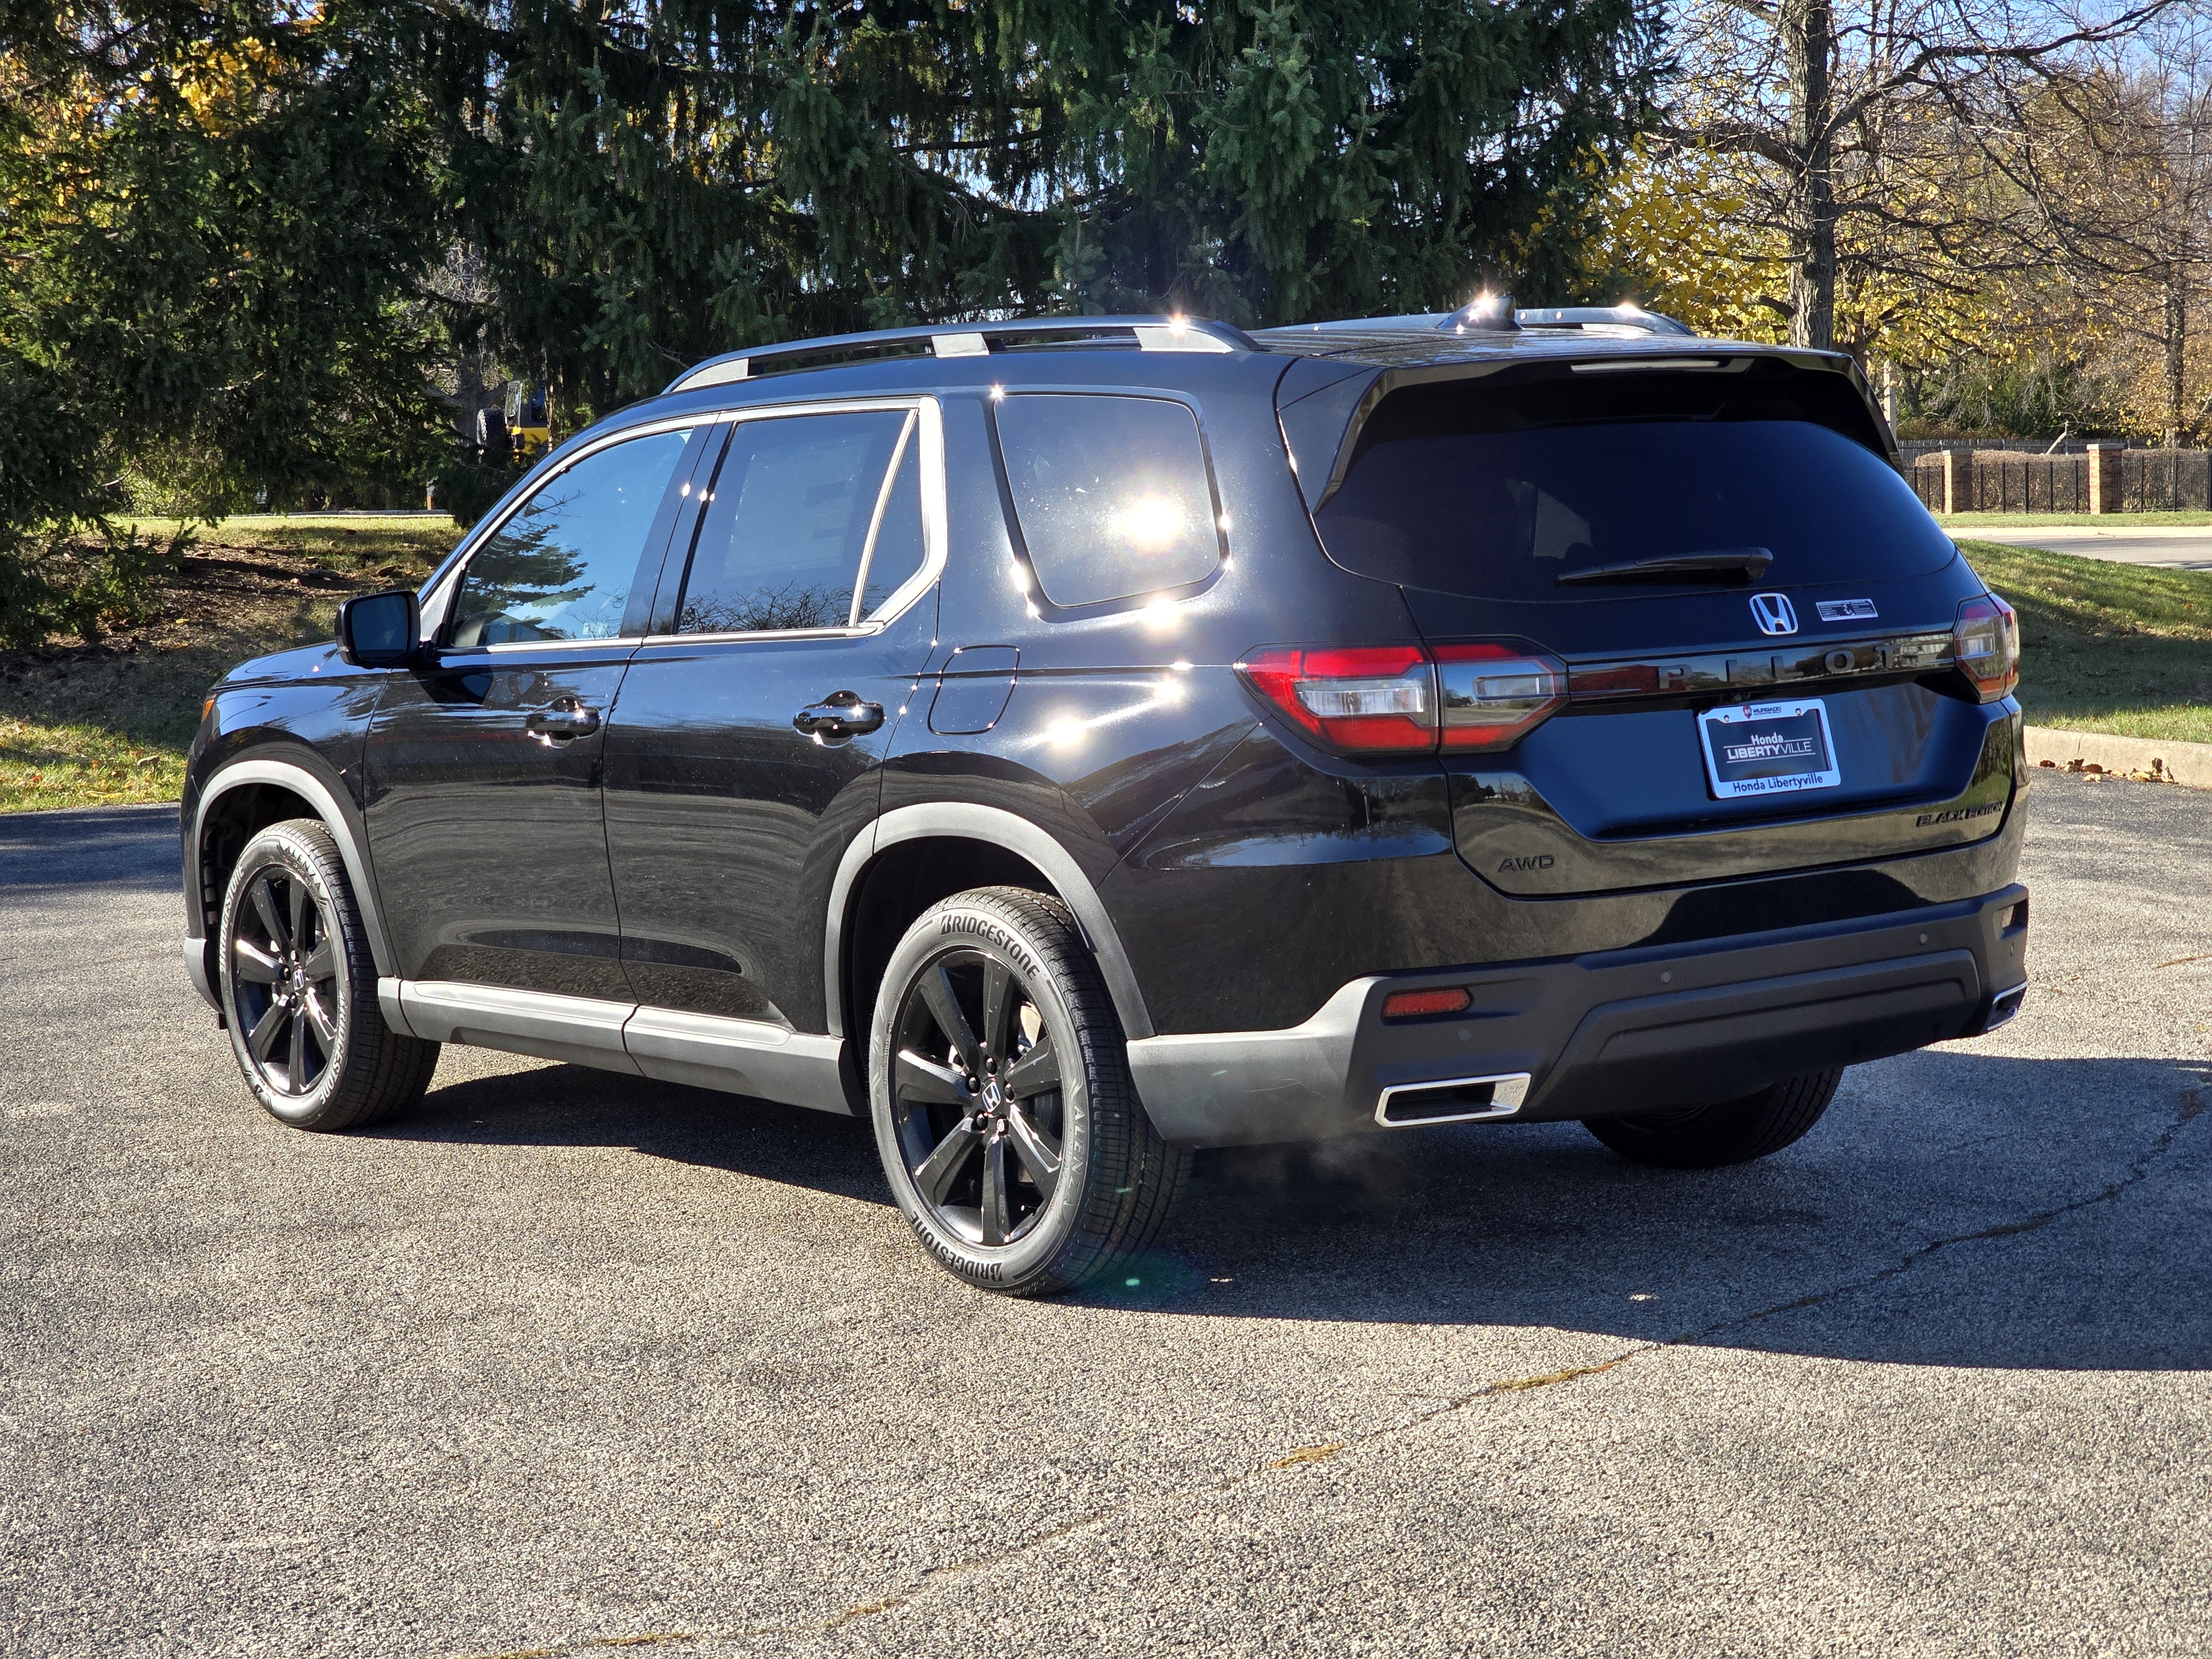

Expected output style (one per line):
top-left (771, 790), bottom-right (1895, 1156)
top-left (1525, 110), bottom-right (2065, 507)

top-left (1126, 884), bottom-right (2028, 1147)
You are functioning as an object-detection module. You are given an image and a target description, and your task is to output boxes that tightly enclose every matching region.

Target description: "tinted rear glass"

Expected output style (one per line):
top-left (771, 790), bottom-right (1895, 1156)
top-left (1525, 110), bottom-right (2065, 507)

top-left (675, 409), bottom-right (922, 633)
top-left (995, 393), bottom-right (1220, 608)
top-left (1314, 372), bottom-right (1953, 602)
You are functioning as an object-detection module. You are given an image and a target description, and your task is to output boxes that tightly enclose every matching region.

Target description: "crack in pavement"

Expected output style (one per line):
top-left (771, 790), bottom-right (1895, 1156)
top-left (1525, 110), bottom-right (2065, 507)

top-left (1689, 1080), bottom-right (2205, 1349)
top-left (780, 1081), bottom-right (2208, 1643)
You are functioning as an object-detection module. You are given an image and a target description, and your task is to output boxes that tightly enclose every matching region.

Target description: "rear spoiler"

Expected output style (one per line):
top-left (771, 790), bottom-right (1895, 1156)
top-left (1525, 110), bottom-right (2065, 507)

top-left (1274, 347), bottom-right (1899, 517)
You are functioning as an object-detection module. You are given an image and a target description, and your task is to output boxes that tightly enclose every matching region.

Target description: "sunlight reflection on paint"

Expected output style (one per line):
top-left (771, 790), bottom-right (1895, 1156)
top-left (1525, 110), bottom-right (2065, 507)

top-left (1117, 494), bottom-right (1183, 549)
top-left (1031, 679), bottom-right (1187, 755)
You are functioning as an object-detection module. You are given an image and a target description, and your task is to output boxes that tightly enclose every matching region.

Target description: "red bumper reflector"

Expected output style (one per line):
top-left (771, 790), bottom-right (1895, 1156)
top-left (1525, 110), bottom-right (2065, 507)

top-left (1383, 987), bottom-right (1473, 1019)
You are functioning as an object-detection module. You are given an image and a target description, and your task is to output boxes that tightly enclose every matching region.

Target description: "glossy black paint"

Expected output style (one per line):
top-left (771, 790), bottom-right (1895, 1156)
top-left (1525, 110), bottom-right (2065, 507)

top-left (186, 322), bottom-right (2027, 1125)
top-left (180, 644), bottom-right (386, 975)
top-left (363, 646), bottom-right (634, 998)
top-left (602, 599), bottom-right (938, 1028)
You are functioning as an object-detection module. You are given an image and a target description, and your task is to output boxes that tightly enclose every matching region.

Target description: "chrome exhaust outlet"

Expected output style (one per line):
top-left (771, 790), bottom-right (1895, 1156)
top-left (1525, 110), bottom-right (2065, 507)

top-left (1374, 1072), bottom-right (1531, 1129)
top-left (1980, 983), bottom-right (2026, 1033)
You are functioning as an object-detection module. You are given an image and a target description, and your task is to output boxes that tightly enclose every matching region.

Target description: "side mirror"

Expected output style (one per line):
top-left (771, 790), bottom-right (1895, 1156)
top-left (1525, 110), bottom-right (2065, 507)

top-left (335, 589), bottom-right (421, 668)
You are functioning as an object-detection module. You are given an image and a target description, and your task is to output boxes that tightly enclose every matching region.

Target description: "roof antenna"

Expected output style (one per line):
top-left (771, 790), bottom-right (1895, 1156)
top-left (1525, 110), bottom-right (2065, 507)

top-left (1452, 291), bottom-right (1520, 333)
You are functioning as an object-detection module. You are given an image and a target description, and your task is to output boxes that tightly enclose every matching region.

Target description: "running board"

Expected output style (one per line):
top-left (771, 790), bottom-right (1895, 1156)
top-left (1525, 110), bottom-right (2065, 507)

top-left (378, 978), bottom-right (849, 1114)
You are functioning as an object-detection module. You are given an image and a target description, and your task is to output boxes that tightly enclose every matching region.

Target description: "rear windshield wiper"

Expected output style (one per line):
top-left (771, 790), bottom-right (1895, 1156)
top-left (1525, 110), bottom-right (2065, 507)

top-left (1556, 547), bottom-right (1773, 586)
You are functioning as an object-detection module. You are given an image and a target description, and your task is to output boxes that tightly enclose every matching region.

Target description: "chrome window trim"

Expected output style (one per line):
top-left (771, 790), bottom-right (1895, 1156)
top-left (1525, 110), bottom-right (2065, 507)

top-left (677, 394), bottom-right (947, 635)
top-left (463, 635), bottom-right (650, 656)
top-left (426, 395), bottom-right (946, 649)
top-left (421, 410), bottom-right (729, 642)
top-left (639, 624), bottom-right (882, 647)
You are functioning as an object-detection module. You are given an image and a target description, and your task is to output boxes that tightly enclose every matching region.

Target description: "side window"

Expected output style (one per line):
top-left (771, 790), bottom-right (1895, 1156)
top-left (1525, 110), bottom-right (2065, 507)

top-left (993, 394), bottom-right (1220, 608)
top-left (674, 408), bottom-right (926, 634)
top-left (447, 427), bottom-right (697, 647)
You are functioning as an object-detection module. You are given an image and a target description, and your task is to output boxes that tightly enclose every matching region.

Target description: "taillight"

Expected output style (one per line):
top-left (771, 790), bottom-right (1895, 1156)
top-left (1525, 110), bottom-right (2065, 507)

top-left (1235, 641), bottom-right (1567, 755)
top-left (1433, 643), bottom-right (1567, 752)
top-left (1235, 646), bottom-right (1434, 752)
top-left (1954, 593), bottom-right (2019, 701)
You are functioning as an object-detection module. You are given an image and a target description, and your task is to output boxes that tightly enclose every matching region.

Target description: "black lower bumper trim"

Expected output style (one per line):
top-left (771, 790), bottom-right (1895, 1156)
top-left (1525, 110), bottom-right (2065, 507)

top-left (1129, 883), bottom-right (2030, 1146)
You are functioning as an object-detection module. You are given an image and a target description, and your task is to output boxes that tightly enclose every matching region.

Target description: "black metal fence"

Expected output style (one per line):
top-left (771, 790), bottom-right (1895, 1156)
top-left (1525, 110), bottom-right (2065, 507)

top-left (2120, 448), bottom-right (2212, 511)
top-left (1908, 448), bottom-right (2212, 513)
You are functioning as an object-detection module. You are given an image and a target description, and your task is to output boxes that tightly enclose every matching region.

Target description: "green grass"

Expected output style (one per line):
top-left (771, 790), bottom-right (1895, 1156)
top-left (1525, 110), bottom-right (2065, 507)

top-left (1957, 540), bottom-right (2212, 746)
top-left (123, 514), bottom-right (462, 570)
top-left (1, 515), bottom-right (461, 813)
top-left (1939, 511), bottom-right (2212, 529)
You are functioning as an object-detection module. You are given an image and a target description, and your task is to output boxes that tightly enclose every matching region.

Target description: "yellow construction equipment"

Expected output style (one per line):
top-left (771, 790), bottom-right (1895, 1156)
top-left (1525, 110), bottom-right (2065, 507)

top-left (505, 382), bottom-right (552, 463)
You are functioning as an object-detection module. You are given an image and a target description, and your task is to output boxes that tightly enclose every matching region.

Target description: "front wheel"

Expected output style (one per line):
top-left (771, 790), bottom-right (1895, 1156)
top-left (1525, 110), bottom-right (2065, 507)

top-left (1582, 1068), bottom-right (1842, 1170)
top-left (867, 887), bottom-right (1188, 1296)
top-left (217, 818), bottom-right (440, 1131)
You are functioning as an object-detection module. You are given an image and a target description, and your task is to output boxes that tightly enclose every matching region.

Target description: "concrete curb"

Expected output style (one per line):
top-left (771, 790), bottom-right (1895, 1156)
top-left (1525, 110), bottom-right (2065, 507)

top-left (2024, 725), bottom-right (2212, 789)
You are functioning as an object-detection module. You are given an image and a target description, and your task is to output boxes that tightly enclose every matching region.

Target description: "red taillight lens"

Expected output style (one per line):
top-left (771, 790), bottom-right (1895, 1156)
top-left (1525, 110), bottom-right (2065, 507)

top-left (1954, 593), bottom-right (2019, 701)
top-left (1237, 641), bottom-right (1568, 755)
top-left (1382, 987), bottom-right (1472, 1019)
top-left (1235, 645), bottom-right (1436, 752)
top-left (1433, 643), bottom-right (1568, 752)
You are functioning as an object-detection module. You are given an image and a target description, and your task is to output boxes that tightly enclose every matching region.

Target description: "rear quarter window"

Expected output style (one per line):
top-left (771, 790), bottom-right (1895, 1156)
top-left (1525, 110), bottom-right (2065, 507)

top-left (1314, 370), bottom-right (1954, 602)
top-left (994, 393), bottom-right (1222, 608)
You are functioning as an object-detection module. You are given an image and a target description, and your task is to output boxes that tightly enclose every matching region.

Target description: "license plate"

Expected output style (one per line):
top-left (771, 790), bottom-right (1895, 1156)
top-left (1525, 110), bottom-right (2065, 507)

top-left (1697, 700), bottom-right (1841, 799)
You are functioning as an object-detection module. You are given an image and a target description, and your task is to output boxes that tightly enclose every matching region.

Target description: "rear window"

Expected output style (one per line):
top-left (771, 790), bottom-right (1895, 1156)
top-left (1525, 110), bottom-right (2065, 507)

top-left (1314, 372), bottom-right (1953, 602)
top-left (995, 393), bottom-right (1221, 607)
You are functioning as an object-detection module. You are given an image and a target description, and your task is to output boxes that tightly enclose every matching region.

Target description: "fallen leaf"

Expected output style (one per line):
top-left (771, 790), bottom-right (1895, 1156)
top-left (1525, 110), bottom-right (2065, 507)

top-left (1270, 1441), bottom-right (1346, 1468)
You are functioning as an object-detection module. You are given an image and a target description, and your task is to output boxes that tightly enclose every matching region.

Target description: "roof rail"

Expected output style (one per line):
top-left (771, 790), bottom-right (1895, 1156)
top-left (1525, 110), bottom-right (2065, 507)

top-left (664, 315), bottom-right (1253, 395)
top-left (1262, 304), bottom-right (1698, 340)
top-left (1493, 305), bottom-right (1696, 338)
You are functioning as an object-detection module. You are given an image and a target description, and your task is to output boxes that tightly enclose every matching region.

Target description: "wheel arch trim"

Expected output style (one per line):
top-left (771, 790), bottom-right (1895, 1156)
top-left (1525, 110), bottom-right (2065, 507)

top-left (190, 757), bottom-right (393, 982)
top-left (825, 804), bottom-right (1155, 1042)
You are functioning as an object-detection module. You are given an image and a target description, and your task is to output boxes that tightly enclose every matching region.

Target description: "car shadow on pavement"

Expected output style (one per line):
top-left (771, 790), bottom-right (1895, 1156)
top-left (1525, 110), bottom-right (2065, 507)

top-left (391, 1058), bottom-right (891, 1207)
top-left (388, 1048), bottom-right (2210, 1374)
top-left (0, 803), bottom-right (180, 894)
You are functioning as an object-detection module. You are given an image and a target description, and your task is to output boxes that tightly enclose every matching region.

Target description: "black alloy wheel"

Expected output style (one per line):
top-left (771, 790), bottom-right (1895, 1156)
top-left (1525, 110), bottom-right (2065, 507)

top-left (890, 949), bottom-right (1065, 1248)
top-left (868, 887), bottom-right (1188, 1295)
top-left (216, 818), bottom-right (440, 1131)
top-left (228, 858), bottom-right (343, 1098)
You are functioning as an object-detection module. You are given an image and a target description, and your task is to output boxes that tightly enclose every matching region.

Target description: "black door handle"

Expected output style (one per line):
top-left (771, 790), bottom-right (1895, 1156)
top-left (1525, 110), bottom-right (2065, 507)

top-left (794, 691), bottom-right (884, 740)
top-left (525, 698), bottom-right (602, 742)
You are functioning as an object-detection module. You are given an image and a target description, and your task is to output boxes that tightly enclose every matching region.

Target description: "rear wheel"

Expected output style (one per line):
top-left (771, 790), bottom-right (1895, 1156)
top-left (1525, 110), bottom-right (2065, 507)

top-left (868, 887), bottom-right (1188, 1296)
top-left (217, 818), bottom-right (440, 1131)
top-left (1582, 1068), bottom-right (1841, 1170)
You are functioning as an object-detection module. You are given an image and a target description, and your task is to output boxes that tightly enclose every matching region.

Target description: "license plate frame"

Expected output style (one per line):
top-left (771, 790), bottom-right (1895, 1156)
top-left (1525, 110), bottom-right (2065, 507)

top-left (1696, 699), bottom-right (1842, 800)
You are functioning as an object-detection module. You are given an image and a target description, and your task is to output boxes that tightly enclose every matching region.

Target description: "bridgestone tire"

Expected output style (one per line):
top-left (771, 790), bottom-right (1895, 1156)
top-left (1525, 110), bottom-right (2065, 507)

top-left (1581, 1068), bottom-right (1843, 1170)
top-left (868, 886), bottom-right (1189, 1296)
top-left (217, 818), bottom-right (440, 1132)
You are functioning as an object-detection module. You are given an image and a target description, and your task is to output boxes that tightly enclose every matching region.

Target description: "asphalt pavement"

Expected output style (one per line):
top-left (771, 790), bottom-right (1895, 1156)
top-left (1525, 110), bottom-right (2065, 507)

top-left (1961, 522), bottom-right (2212, 570)
top-left (2, 775), bottom-right (2208, 1658)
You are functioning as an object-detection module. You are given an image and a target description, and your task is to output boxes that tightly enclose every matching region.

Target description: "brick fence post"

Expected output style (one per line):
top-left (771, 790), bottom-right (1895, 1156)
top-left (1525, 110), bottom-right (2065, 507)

top-left (2088, 442), bottom-right (2123, 515)
top-left (1941, 447), bottom-right (1975, 515)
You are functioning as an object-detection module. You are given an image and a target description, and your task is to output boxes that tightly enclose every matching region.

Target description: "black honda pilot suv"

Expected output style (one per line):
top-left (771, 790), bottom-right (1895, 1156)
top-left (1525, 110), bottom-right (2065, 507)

top-left (182, 305), bottom-right (2030, 1295)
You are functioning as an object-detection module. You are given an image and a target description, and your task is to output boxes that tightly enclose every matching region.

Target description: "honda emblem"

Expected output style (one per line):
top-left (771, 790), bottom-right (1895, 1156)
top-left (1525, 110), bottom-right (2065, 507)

top-left (1750, 593), bottom-right (1799, 637)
